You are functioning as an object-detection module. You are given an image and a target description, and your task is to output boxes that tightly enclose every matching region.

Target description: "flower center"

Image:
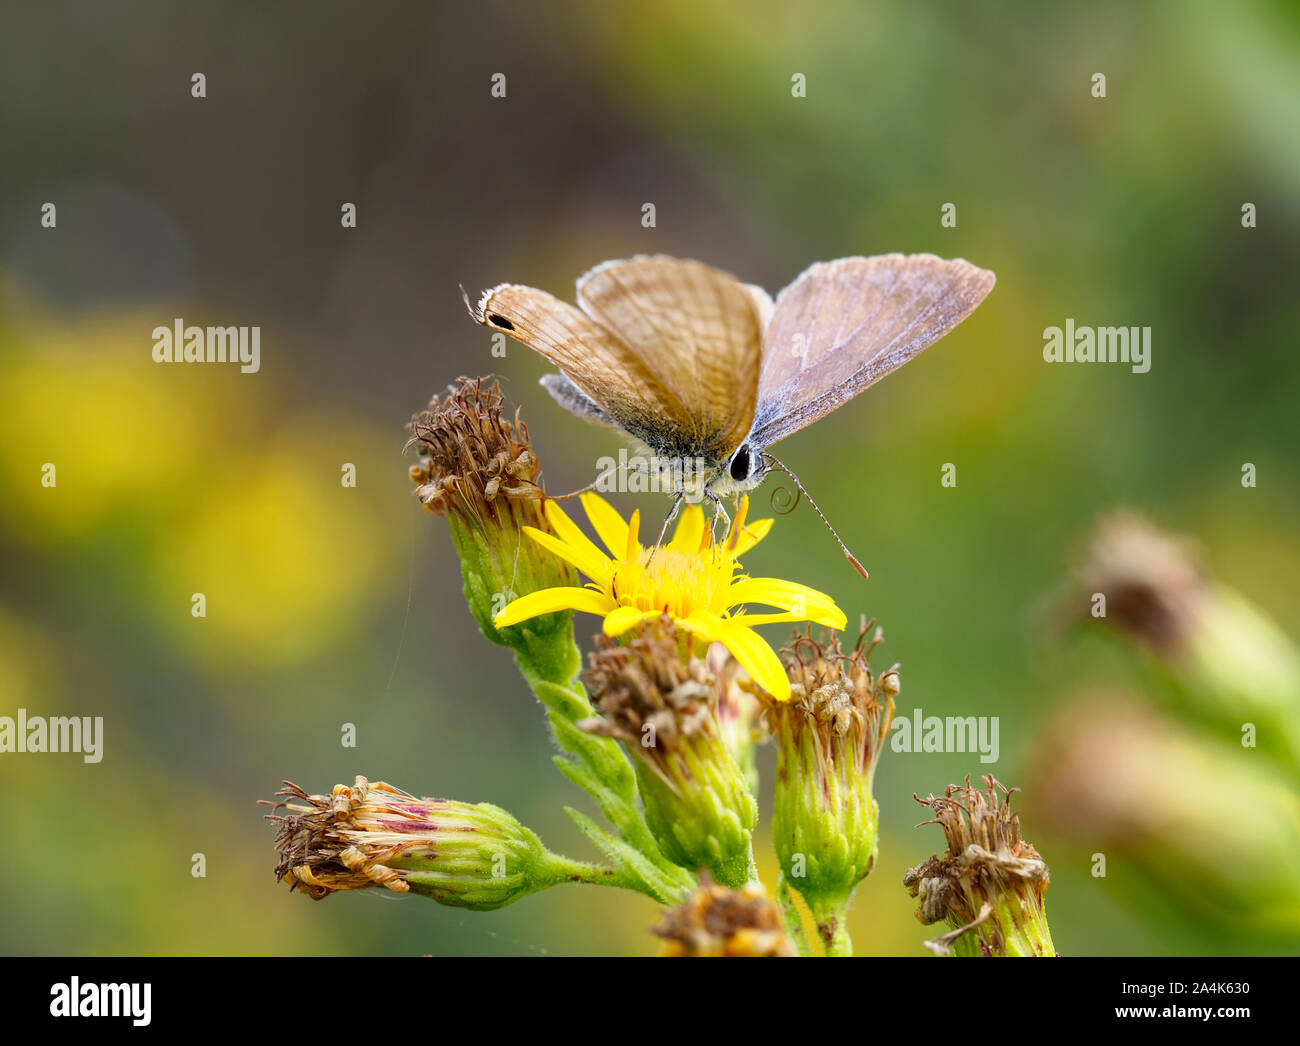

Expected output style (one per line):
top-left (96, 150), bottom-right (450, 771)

top-left (611, 546), bottom-right (732, 618)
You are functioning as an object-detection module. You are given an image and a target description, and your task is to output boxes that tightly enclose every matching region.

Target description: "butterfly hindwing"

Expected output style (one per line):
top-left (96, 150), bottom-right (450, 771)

top-left (575, 255), bottom-right (762, 460)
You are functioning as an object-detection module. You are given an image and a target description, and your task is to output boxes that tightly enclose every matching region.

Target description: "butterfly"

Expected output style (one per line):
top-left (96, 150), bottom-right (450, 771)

top-left (467, 253), bottom-right (995, 575)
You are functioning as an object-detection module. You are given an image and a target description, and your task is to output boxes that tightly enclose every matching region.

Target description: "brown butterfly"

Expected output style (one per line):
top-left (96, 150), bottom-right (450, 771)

top-left (467, 254), bottom-right (995, 575)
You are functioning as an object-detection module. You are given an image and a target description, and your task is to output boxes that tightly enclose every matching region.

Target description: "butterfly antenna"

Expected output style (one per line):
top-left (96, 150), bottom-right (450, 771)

top-left (762, 453), bottom-right (869, 579)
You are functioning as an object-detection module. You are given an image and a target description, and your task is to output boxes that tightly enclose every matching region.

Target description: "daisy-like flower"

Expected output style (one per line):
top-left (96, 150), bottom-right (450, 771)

top-left (492, 492), bottom-right (847, 701)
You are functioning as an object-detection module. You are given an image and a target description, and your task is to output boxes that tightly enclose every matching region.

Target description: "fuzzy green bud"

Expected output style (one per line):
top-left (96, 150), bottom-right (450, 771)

top-left (654, 873), bottom-right (794, 957)
top-left (1028, 698), bottom-right (1300, 937)
top-left (267, 777), bottom-right (607, 910)
top-left (406, 377), bottom-right (577, 664)
top-left (1073, 513), bottom-right (1300, 773)
top-left (582, 620), bottom-right (757, 888)
top-left (765, 624), bottom-right (895, 954)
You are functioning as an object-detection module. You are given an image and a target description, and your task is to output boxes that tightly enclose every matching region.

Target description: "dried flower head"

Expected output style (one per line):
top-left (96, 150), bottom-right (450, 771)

top-left (582, 618), bottom-right (714, 763)
top-left (776, 620), bottom-right (897, 765)
top-left (653, 873), bottom-right (794, 957)
top-left (581, 618), bottom-right (757, 887)
top-left (406, 376), bottom-right (543, 520)
top-left (903, 775), bottom-right (1056, 956)
top-left (764, 622), bottom-right (895, 947)
top-left (405, 377), bottom-right (576, 647)
top-left (264, 776), bottom-right (555, 910)
top-left (1073, 512), bottom-right (1204, 656)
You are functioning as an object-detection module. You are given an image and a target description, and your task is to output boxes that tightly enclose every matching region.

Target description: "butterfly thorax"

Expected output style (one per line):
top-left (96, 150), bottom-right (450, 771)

top-left (619, 435), bottom-right (767, 503)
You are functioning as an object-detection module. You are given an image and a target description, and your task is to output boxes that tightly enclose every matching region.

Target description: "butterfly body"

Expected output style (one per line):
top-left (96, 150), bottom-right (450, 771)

top-left (470, 253), bottom-right (995, 512)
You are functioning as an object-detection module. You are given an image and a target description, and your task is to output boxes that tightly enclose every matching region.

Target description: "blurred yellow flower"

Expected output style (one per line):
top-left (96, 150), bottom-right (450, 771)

top-left (493, 493), bottom-right (845, 700)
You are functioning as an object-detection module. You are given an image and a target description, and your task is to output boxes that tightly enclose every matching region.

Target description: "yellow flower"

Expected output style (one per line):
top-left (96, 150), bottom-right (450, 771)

top-left (492, 493), bottom-right (846, 700)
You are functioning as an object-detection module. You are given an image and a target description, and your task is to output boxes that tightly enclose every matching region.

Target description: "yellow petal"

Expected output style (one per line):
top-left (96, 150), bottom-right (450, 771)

top-left (808, 604), bottom-right (848, 630)
top-left (543, 498), bottom-right (612, 577)
top-left (715, 622), bottom-right (791, 702)
top-left (603, 604), bottom-right (655, 636)
top-left (493, 586), bottom-right (614, 627)
top-left (579, 493), bottom-right (629, 557)
top-left (523, 525), bottom-right (609, 582)
top-left (669, 504), bottom-right (705, 552)
top-left (673, 610), bottom-right (726, 648)
top-left (727, 611), bottom-right (803, 627)
top-left (733, 516), bottom-right (773, 555)
top-left (724, 496), bottom-right (750, 553)
top-left (727, 577), bottom-right (846, 628)
top-left (626, 508), bottom-right (641, 562)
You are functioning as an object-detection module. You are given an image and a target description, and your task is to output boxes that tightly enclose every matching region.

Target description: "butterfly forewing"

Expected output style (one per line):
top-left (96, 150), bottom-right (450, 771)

top-left (751, 254), bottom-right (995, 447)
top-left (576, 256), bottom-right (762, 459)
top-left (470, 282), bottom-right (696, 450)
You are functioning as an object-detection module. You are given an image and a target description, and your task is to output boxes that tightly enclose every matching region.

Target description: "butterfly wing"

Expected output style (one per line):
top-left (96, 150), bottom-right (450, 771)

top-left (750, 254), bottom-right (995, 448)
top-left (469, 282), bottom-right (697, 451)
top-left (538, 372), bottom-right (619, 429)
top-left (575, 255), bottom-right (762, 460)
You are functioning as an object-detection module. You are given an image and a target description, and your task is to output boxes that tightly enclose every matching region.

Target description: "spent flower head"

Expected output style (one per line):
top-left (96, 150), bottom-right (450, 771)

top-left (904, 775), bottom-right (1057, 956)
top-left (266, 777), bottom-right (566, 910)
top-left (711, 643), bottom-right (767, 797)
top-left (1072, 512), bottom-right (1206, 656)
top-left (653, 873), bottom-right (794, 957)
top-left (493, 491), bottom-right (846, 700)
top-left (1027, 696), bottom-right (1300, 936)
top-left (582, 618), bottom-right (757, 887)
top-left (406, 377), bottom-right (577, 649)
top-left (765, 622), bottom-right (896, 949)
top-left (1072, 512), bottom-right (1300, 771)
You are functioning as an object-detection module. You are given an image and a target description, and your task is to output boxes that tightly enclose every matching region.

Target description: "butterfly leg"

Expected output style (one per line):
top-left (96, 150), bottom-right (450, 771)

top-left (646, 493), bottom-right (685, 565)
top-left (548, 456), bottom-right (626, 501)
top-left (705, 491), bottom-right (731, 541)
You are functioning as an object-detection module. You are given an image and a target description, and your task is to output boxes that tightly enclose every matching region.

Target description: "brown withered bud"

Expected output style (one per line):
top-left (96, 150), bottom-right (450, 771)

top-left (580, 618), bottom-right (757, 888)
top-left (1071, 512), bottom-right (1205, 657)
top-left (581, 619), bottom-right (714, 764)
top-left (262, 776), bottom-right (554, 910)
top-left (772, 620), bottom-right (896, 779)
top-left (405, 376), bottom-right (544, 522)
top-left (904, 775), bottom-right (1056, 957)
top-left (653, 872), bottom-right (794, 957)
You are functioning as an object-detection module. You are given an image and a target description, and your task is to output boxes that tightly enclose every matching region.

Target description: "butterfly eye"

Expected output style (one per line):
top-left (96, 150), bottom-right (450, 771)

top-left (488, 314), bottom-right (515, 331)
top-left (729, 445), bottom-right (752, 482)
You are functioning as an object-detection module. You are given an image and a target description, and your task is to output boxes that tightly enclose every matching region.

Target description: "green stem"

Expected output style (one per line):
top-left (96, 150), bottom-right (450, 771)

top-left (776, 872), bottom-right (813, 958)
top-left (816, 902), bottom-right (854, 957)
top-left (539, 852), bottom-right (642, 892)
top-left (512, 635), bottom-right (695, 899)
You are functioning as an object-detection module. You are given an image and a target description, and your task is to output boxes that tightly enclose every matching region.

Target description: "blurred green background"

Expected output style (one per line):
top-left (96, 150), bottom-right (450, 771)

top-left (1, 0), bottom-right (1297, 955)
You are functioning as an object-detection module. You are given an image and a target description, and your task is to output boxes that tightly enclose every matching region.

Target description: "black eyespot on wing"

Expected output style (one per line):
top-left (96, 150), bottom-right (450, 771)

top-left (488, 313), bottom-right (515, 331)
top-left (729, 445), bottom-right (751, 482)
